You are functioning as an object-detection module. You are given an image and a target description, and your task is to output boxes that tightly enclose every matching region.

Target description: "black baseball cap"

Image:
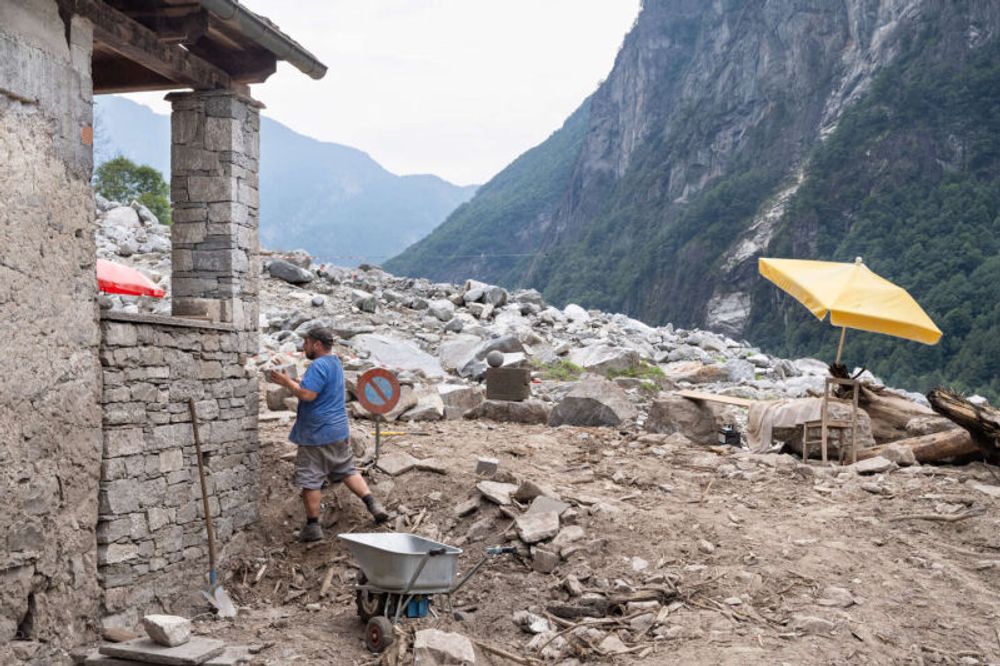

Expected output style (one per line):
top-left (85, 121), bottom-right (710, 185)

top-left (304, 326), bottom-right (335, 347)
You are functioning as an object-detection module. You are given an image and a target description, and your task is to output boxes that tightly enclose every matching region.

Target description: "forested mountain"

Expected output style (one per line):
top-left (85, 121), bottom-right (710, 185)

top-left (94, 96), bottom-right (476, 265)
top-left (387, 0), bottom-right (1000, 399)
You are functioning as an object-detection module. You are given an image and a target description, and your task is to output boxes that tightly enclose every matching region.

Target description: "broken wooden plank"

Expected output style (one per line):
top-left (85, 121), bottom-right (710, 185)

top-left (676, 390), bottom-right (755, 408)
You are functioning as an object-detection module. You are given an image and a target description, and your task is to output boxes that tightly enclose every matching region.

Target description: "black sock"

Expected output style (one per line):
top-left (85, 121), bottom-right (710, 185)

top-left (306, 516), bottom-right (319, 525)
top-left (362, 494), bottom-right (375, 510)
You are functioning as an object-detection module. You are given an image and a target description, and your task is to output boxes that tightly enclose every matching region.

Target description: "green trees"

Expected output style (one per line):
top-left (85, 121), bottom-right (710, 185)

top-left (750, 30), bottom-right (1000, 400)
top-left (94, 156), bottom-right (171, 225)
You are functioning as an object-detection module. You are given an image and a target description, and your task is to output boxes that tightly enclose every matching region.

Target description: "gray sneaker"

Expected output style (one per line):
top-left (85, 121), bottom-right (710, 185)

top-left (366, 498), bottom-right (389, 524)
top-left (298, 522), bottom-right (324, 542)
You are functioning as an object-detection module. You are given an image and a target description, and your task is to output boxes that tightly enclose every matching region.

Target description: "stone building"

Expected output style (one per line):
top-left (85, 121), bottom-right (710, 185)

top-left (0, 0), bottom-right (324, 657)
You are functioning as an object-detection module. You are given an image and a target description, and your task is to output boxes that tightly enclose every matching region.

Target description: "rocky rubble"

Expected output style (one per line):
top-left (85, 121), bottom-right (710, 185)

top-left (95, 204), bottom-right (931, 447)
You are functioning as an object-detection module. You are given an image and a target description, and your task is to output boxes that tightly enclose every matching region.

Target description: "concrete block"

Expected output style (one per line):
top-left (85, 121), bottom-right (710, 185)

top-left (475, 457), bottom-right (499, 476)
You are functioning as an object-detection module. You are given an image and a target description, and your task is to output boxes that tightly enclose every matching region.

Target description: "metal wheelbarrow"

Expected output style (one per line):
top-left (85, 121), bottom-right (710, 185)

top-left (338, 532), bottom-right (517, 653)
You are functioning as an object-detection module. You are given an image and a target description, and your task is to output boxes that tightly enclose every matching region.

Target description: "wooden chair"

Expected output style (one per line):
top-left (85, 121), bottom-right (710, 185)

top-left (801, 378), bottom-right (859, 464)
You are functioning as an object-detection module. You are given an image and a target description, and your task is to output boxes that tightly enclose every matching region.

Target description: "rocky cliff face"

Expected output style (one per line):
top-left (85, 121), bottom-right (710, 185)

top-left (390, 0), bottom-right (1000, 397)
top-left (526, 0), bottom-right (945, 327)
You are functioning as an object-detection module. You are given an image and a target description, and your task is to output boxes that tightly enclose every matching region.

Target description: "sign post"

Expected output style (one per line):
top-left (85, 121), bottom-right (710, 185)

top-left (356, 368), bottom-right (401, 471)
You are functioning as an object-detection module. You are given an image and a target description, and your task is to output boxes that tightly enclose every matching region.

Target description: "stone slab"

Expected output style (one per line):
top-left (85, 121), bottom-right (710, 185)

top-left (525, 495), bottom-right (570, 516)
top-left (100, 638), bottom-right (226, 665)
top-left (477, 481), bottom-right (519, 505)
top-left (84, 649), bottom-right (142, 665)
top-left (376, 452), bottom-right (420, 476)
top-left (205, 646), bottom-right (250, 666)
top-left (414, 458), bottom-right (448, 474)
top-left (516, 510), bottom-right (560, 544)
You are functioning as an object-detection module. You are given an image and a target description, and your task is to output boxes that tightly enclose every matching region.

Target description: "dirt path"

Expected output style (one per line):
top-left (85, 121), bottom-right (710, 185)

top-left (195, 417), bottom-right (1000, 665)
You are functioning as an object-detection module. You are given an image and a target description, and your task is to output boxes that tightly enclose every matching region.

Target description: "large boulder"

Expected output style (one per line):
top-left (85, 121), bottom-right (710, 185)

top-left (438, 335), bottom-right (525, 380)
top-left (401, 387), bottom-right (445, 422)
top-left (563, 303), bottom-right (590, 322)
top-left (646, 393), bottom-right (718, 443)
top-left (350, 334), bottom-right (446, 378)
top-left (439, 335), bottom-right (482, 373)
top-left (428, 299), bottom-right (456, 322)
top-left (352, 289), bottom-right (378, 313)
top-left (567, 345), bottom-right (640, 375)
top-left (267, 259), bottom-right (314, 284)
top-left (548, 377), bottom-right (638, 427)
top-left (464, 400), bottom-right (550, 425)
top-left (438, 384), bottom-right (484, 419)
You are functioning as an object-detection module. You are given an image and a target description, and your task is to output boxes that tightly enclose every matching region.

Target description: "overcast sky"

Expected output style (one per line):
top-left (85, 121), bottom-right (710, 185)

top-left (125, 0), bottom-right (641, 185)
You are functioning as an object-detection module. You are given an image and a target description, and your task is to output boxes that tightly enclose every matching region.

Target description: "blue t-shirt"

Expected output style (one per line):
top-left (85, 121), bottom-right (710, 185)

top-left (289, 355), bottom-right (350, 446)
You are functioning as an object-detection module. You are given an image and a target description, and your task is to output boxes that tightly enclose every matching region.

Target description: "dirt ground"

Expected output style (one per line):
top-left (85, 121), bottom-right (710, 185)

top-left (193, 415), bottom-right (1000, 665)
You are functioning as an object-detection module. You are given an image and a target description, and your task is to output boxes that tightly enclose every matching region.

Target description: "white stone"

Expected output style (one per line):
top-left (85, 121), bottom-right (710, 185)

top-left (142, 614), bottom-right (192, 647)
top-left (563, 303), bottom-right (590, 322)
top-left (513, 610), bottom-right (551, 634)
top-left (413, 628), bottom-right (476, 665)
top-left (516, 510), bottom-right (560, 544)
top-left (848, 456), bottom-right (896, 475)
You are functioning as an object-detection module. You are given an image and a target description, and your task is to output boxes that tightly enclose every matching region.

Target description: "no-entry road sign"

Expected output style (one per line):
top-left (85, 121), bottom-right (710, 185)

top-left (356, 368), bottom-right (401, 415)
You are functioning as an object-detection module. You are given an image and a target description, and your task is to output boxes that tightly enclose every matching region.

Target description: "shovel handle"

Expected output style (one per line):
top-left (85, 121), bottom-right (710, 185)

top-left (189, 399), bottom-right (218, 579)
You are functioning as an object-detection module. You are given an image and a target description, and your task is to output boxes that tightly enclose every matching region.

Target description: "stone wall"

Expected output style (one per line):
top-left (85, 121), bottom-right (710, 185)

top-left (97, 312), bottom-right (259, 628)
top-left (0, 0), bottom-right (102, 655)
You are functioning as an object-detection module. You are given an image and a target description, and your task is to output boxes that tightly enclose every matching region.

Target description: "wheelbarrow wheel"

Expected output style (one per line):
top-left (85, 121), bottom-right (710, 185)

top-left (365, 616), bottom-right (394, 653)
top-left (355, 572), bottom-right (388, 622)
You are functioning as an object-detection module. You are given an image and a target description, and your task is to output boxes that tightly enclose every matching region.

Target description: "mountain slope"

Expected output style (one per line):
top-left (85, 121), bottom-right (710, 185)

top-left (387, 0), bottom-right (1000, 398)
top-left (384, 99), bottom-right (591, 283)
top-left (94, 96), bottom-right (476, 265)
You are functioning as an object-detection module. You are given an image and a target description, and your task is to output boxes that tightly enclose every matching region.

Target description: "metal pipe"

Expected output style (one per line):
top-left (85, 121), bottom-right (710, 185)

top-left (197, 0), bottom-right (327, 79)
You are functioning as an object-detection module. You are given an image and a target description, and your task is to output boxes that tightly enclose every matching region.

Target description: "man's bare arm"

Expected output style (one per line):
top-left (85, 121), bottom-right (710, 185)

top-left (268, 370), bottom-right (318, 402)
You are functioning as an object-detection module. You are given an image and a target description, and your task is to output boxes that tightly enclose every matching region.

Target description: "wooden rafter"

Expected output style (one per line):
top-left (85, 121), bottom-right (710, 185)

top-left (61, 0), bottom-right (234, 91)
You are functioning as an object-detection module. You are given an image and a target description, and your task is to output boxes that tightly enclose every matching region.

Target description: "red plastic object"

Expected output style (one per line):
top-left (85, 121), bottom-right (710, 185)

top-left (96, 259), bottom-right (166, 298)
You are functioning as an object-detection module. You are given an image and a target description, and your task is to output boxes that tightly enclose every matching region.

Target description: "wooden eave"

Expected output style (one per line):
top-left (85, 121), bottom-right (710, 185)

top-left (74, 0), bottom-right (284, 94)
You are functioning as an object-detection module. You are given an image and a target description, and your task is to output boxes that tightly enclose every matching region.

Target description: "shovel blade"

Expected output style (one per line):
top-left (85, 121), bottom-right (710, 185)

top-left (202, 585), bottom-right (237, 618)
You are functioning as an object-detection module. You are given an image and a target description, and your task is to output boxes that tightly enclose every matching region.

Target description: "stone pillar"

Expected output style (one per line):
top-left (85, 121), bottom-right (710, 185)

top-left (167, 90), bottom-right (261, 331)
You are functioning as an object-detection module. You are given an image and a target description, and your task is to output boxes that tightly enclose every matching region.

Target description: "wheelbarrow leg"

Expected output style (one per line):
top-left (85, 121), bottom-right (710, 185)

top-left (392, 548), bottom-right (445, 623)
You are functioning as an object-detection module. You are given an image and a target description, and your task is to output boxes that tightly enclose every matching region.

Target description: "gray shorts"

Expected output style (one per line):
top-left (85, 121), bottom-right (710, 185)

top-left (294, 440), bottom-right (358, 489)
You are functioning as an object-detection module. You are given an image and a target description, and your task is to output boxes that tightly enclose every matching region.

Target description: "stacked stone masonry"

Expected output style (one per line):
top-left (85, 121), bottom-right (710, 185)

top-left (1, 0), bottom-right (102, 652)
top-left (168, 90), bottom-right (262, 330)
top-left (98, 313), bottom-right (259, 628)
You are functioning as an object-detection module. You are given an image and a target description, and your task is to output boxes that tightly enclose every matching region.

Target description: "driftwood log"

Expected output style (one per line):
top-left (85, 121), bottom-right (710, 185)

top-left (855, 428), bottom-right (979, 463)
top-left (829, 363), bottom-right (938, 443)
top-left (928, 388), bottom-right (1000, 463)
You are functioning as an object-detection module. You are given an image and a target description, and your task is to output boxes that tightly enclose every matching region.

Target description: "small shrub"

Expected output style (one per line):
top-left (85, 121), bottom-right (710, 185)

top-left (606, 361), bottom-right (665, 381)
top-left (533, 359), bottom-right (584, 381)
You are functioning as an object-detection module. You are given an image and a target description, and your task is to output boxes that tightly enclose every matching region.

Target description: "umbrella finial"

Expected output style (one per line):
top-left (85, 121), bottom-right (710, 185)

top-left (854, 256), bottom-right (863, 264)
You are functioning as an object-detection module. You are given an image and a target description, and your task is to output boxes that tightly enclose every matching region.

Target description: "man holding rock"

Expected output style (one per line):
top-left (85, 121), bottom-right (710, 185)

top-left (268, 326), bottom-right (388, 541)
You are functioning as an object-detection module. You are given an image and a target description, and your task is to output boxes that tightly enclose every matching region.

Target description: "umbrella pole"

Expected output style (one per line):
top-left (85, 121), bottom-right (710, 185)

top-left (835, 326), bottom-right (847, 365)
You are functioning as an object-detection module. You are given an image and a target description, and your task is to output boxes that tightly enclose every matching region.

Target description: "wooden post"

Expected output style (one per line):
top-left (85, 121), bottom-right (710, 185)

top-left (850, 380), bottom-right (859, 463)
top-left (821, 379), bottom-right (830, 463)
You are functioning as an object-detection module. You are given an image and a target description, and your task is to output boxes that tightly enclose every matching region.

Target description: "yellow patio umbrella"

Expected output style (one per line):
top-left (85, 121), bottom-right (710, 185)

top-left (758, 257), bottom-right (942, 364)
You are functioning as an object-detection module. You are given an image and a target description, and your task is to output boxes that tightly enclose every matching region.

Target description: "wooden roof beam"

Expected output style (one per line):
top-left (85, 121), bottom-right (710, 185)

top-left (63, 0), bottom-right (236, 92)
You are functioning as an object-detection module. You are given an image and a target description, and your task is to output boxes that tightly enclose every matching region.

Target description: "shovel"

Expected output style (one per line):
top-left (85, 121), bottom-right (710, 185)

top-left (188, 398), bottom-right (237, 618)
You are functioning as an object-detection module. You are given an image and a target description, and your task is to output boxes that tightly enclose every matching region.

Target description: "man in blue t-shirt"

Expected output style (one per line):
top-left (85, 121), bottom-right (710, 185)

top-left (268, 326), bottom-right (388, 541)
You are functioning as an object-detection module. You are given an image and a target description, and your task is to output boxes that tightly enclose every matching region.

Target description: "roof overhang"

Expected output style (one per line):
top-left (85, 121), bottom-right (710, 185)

top-left (61, 0), bottom-right (326, 94)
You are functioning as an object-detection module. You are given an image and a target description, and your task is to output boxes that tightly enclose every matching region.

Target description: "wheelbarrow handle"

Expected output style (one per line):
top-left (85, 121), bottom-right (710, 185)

top-left (448, 545), bottom-right (518, 595)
